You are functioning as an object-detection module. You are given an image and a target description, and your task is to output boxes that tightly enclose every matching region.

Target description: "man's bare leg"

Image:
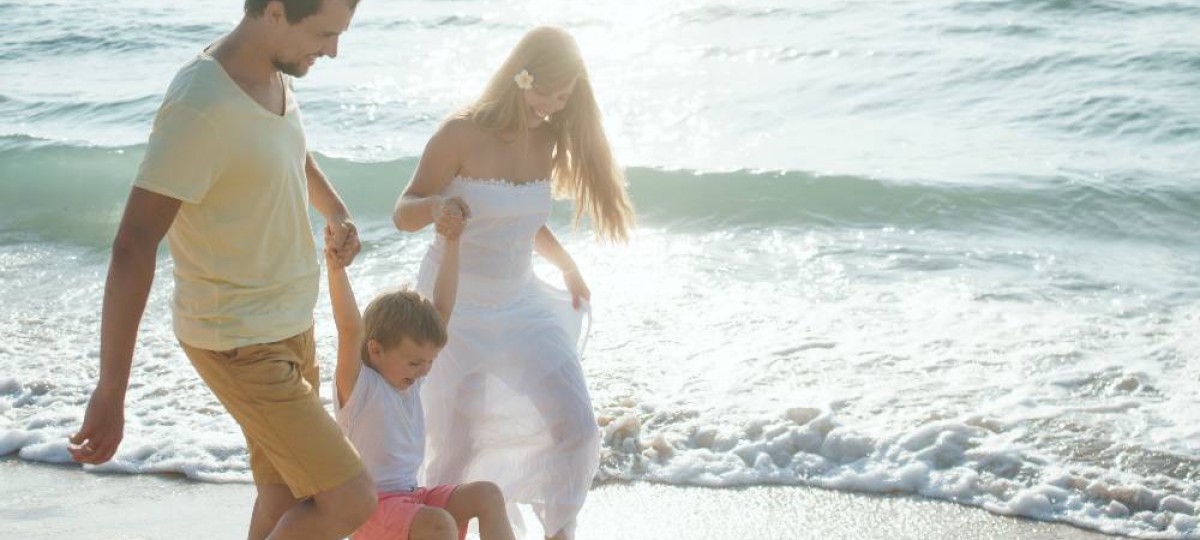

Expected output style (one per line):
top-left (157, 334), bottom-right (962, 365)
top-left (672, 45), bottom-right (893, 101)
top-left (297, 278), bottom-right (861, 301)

top-left (248, 483), bottom-right (301, 540)
top-left (265, 471), bottom-right (376, 540)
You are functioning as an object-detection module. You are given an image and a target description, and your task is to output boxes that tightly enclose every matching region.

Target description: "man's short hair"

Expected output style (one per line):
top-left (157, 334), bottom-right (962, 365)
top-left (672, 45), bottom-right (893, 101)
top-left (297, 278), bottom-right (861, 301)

top-left (244, 0), bottom-right (360, 24)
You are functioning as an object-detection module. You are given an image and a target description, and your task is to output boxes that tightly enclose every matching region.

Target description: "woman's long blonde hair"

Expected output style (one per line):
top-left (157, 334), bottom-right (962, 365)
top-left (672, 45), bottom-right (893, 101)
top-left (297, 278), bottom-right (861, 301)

top-left (459, 26), bottom-right (634, 243)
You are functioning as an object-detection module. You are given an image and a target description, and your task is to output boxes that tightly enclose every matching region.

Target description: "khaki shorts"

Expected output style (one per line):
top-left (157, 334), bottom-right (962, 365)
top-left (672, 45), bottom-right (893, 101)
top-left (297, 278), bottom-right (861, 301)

top-left (182, 328), bottom-right (364, 499)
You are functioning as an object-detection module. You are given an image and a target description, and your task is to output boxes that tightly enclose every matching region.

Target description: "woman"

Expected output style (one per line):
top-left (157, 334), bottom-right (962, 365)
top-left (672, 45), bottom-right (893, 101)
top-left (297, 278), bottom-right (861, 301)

top-left (393, 26), bottom-right (634, 540)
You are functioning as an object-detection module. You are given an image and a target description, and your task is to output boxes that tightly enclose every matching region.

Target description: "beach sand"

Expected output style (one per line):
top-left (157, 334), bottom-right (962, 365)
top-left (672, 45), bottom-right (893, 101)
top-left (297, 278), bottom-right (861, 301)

top-left (0, 457), bottom-right (1119, 540)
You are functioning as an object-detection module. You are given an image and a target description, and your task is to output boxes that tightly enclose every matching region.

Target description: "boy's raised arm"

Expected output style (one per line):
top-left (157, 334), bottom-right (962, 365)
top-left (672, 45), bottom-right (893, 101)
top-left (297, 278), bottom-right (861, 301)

top-left (433, 237), bottom-right (460, 325)
top-left (326, 227), bottom-right (364, 409)
top-left (432, 197), bottom-right (467, 325)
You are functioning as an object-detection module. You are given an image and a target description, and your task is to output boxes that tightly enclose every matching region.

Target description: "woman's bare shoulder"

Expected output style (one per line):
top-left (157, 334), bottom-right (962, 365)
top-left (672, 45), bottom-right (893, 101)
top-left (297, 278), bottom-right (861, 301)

top-left (437, 116), bottom-right (486, 145)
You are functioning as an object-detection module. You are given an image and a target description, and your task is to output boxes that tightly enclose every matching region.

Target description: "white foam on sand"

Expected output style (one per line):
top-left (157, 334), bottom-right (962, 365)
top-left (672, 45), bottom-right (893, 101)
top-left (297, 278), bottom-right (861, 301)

top-left (594, 402), bottom-right (1199, 539)
top-left (3, 229), bottom-right (1199, 539)
top-left (0, 458), bottom-right (1117, 540)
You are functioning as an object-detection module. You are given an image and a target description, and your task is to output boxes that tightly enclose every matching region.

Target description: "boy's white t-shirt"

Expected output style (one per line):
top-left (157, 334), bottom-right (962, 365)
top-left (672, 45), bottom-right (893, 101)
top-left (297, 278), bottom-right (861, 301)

top-left (334, 366), bottom-right (424, 493)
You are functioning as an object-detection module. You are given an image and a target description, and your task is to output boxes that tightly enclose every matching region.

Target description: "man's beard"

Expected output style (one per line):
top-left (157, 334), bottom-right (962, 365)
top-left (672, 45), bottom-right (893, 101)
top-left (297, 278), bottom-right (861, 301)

top-left (272, 57), bottom-right (308, 78)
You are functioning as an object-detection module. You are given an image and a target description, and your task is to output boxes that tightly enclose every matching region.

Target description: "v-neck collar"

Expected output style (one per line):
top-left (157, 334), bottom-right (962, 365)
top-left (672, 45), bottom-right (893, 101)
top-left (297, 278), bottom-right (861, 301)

top-left (199, 49), bottom-right (294, 119)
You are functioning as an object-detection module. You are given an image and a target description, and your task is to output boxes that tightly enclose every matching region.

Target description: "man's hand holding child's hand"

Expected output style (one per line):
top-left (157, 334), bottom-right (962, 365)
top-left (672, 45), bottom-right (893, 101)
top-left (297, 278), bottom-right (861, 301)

top-left (324, 224), bottom-right (355, 270)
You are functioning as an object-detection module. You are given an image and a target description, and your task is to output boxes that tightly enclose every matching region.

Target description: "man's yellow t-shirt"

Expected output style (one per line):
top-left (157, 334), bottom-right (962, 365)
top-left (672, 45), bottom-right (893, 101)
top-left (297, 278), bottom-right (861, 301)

top-left (134, 53), bottom-right (317, 351)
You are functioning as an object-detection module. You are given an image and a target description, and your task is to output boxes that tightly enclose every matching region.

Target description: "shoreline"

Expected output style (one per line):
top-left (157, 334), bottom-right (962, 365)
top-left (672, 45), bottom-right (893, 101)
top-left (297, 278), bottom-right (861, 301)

top-left (0, 456), bottom-right (1121, 540)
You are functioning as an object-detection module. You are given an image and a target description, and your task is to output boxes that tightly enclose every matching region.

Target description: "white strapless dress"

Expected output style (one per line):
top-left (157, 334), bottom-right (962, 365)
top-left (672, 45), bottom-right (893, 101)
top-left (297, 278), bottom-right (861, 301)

top-left (415, 176), bottom-right (599, 539)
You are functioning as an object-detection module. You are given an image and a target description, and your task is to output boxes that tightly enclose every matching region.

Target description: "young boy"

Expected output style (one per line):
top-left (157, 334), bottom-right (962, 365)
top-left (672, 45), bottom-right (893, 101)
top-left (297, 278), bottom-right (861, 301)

top-left (327, 198), bottom-right (515, 540)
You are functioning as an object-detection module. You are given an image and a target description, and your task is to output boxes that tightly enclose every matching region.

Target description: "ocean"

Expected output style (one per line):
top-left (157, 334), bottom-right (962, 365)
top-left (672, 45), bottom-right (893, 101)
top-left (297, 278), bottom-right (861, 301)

top-left (1, 0), bottom-right (1199, 538)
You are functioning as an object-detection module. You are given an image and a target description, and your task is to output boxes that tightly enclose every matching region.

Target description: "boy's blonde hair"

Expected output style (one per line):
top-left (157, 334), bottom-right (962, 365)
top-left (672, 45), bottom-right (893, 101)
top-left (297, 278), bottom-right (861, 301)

top-left (459, 26), bottom-right (635, 243)
top-left (361, 288), bottom-right (447, 361)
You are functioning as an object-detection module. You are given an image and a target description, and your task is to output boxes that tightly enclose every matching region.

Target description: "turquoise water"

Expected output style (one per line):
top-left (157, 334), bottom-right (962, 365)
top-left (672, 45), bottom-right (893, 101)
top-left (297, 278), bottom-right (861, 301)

top-left (2, 1), bottom-right (1199, 538)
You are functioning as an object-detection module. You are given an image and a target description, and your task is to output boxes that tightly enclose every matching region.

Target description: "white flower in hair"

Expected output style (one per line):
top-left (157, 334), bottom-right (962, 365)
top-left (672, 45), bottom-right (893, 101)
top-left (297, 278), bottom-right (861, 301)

top-left (514, 69), bottom-right (535, 90)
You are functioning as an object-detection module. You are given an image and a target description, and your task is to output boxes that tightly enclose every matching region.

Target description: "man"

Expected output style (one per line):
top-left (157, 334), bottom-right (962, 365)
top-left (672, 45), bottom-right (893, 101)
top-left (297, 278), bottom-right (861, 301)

top-left (71, 1), bottom-right (376, 538)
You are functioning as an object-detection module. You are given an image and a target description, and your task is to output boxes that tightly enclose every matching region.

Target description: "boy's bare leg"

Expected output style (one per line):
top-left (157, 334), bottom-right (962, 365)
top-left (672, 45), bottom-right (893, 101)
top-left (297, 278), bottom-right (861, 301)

top-left (409, 507), bottom-right (459, 540)
top-left (248, 483), bottom-right (301, 540)
top-left (265, 471), bottom-right (376, 540)
top-left (445, 481), bottom-right (515, 540)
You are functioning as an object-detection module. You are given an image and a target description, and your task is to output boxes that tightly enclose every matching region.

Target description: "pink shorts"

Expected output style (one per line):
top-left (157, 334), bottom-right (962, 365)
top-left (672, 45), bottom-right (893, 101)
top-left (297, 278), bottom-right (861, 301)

top-left (352, 485), bottom-right (466, 540)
